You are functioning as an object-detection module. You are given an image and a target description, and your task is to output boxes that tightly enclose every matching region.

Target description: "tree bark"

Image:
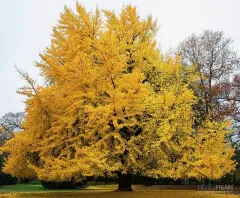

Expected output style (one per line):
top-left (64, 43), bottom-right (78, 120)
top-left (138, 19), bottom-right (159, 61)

top-left (117, 172), bottom-right (133, 191)
top-left (104, 172), bottom-right (108, 184)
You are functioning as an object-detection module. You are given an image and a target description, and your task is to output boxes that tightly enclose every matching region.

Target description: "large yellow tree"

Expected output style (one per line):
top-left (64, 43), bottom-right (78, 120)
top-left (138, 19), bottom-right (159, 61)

top-left (2, 4), bottom-right (235, 191)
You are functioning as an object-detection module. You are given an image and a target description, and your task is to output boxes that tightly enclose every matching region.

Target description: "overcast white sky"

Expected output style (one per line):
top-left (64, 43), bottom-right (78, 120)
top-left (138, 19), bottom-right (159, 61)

top-left (1, 0), bottom-right (240, 117)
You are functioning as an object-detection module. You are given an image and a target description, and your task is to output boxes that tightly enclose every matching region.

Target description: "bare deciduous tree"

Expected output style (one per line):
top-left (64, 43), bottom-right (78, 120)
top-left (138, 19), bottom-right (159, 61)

top-left (178, 30), bottom-right (240, 122)
top-left (0, 112), bottom-right (25, 141)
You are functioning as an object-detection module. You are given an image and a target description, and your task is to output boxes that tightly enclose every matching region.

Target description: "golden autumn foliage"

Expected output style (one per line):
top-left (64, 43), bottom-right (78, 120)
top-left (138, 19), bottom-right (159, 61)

top-left (189, 119), bottom-right (235, 179)
top-left (2, 4), bottom-right (236, 184)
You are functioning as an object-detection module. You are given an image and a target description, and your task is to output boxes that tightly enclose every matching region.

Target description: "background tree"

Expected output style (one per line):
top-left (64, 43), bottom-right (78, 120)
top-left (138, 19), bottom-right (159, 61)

top-left (230, 75), bottom-right (240, 143)
top-left (0, 112), bottom-right (24, 140)
top-left (2, 5), bottom-right (236, 191)
top-left (0, 112), bottom-right (25, 186)
top-left (178, 30), bottom-right (240, 124)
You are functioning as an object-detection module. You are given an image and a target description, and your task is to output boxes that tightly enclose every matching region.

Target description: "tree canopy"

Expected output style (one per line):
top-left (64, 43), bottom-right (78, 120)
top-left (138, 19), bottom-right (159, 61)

top-left (1, 4), bottom-right (236, 191)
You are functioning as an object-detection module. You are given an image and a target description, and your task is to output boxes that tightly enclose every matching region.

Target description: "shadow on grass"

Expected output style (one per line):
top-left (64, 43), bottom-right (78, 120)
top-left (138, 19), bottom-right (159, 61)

top-left (0, 182), bottom-right (239, 198)
top-left (0, 181), bottom-right (118, 193)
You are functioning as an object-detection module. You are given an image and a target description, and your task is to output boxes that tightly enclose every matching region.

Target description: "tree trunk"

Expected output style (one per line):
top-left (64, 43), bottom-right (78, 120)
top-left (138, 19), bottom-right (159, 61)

top-left (94, 176), bottom-right (97, 186)
top-left (104, 172), bottom-right (108, 184)
top-left (0, 173), bottom-right (2, 187)
top-left (117, 172), bottom-right (132, 191)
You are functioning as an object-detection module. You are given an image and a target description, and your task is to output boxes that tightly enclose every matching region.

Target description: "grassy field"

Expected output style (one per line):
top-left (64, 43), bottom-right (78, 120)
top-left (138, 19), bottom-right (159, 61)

top-left (0, 182), bottom-right (239, 198)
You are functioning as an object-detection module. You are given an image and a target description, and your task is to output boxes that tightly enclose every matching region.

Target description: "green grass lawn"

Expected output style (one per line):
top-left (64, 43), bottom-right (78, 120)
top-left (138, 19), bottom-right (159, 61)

top-left (0, 182), bottom-right (239, 198)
